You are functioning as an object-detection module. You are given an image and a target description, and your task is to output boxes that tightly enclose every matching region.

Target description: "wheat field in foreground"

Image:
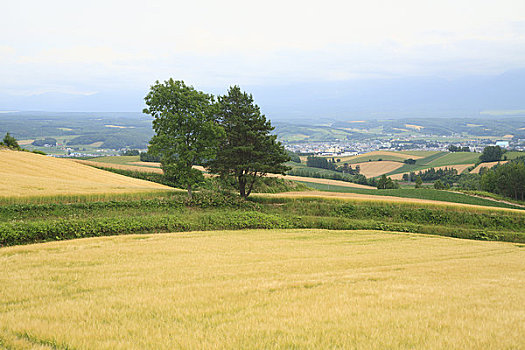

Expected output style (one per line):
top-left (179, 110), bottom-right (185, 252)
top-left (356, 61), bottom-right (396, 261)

top-left (0, 150), bottom-right (172, 197)
top-left (1, 229), bottom-right (523, 349)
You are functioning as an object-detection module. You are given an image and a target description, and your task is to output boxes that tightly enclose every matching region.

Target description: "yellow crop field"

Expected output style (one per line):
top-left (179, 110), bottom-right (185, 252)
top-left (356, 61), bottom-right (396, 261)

top-left (0, 150), bottom-right (172, 198)
top-left (470, 161), bottom-right (509, 174)
top-left (16, 139), bottom-right (35, 146)
top-left (405, 123), bottom-right (424, 130)
top-left (268, 174), bottom-right (375, 189)
top-left (390, 164), bottom-right (475, 180)
top-left (0, 229), bottom-right (523, 349)
top-left (73, 159), bottom-right (164, 174)
top-left (355, 160), bottom-right (404, 177)
top-left (130, 161), bottom-right (162, 167)
top-left (259, 190), bottom-right (523, 212)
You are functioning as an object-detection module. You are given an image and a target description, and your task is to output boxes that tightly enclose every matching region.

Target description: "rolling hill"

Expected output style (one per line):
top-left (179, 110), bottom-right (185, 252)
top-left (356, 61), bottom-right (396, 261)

top-left (0, 149), bottom-right (173, 198)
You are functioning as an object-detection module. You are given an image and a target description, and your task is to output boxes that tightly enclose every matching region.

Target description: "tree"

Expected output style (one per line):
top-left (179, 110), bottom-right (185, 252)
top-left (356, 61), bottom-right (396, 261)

top-left (207, 86), bottom-right (290, 198)
top-left (143, 79), bottom-right (224, 198)
top-left (376, 174), bottom-right (399, 189)
top-left (1, 132), bottom-right (20, 150)
top-left (433, 179), bottom-right (445, 190)
top-left (481, 159), bottom-right (525, 200)
top-left (480, 146), bottom-right (504, 162)
top-left (415, 176), bottom-right (423, 188)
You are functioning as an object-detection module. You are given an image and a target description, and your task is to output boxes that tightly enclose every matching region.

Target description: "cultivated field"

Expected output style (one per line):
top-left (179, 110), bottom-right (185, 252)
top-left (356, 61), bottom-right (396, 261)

top-left (354, 160), bottom-right (404, 177)
top-left (74, 159), bottom-right (164, 174)
top-left (271, 174), bottom-right (374, 189)
top-left (1, 229), bottom-right (523, 349)
top-left (334, 150), bottom-right (422, 163)
top-left (0, 150), bottom-right (171, 198)
top-left (471, 161), bottom-right (509, 174)
top-left (390, 164), bottom-right (474, 180)
top-left (259, 190), bottom-right (523, 212)
top-left (82, 156), bottom-right (375, 189)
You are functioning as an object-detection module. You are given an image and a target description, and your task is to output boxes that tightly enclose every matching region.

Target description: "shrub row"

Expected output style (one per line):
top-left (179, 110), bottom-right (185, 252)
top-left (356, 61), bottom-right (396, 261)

top-left (0, 211), bottom-right (289, 246)
top-left (2, 210), bottom-right (523, 247)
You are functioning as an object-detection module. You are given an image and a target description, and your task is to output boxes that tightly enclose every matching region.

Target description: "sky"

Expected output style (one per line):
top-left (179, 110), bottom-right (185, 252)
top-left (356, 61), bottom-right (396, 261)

top-left (1, 0), bottom-right (525, 113)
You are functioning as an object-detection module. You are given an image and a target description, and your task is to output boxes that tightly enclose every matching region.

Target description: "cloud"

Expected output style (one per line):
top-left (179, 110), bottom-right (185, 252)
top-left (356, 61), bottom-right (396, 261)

top-left (1, 0), bottom-right (525, 97)
top-left (18, 46), bottom-right (153, 65)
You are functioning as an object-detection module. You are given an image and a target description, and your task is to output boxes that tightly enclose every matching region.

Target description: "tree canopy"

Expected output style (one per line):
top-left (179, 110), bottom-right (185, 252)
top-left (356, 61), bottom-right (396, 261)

top-left (376, 174), bottom-right (399, 189)
top-left (480, 146), bottom-right (505, 162)
top-left (1, 132), bottom-right (21, 150)
top-left (143, 79), bottom-right (224, 197)
top-left (481, 158), bottom-right (525, 200)
top-left (207, 86), bottom-right (290, 198)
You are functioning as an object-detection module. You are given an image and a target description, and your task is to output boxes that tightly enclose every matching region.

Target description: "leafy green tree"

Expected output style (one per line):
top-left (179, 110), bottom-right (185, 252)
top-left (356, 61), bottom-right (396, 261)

top-left (456, 173), bottom-right (481, 190)
top-left (207, 86), bottom-right (290, 198)
top-left (287, 151), bottom-right (301, 163)
top-left (480, 146), bottom-right (505, 162)
top-left (481, 159), bottom-right (525, 200)
top-left (433, 179), bottom-right (445, 190)
top-left (1, 132), bottom-right (21, 150)
top-left (143, 79), bottom-right (224, 198)
top-left (415, 176), bottom-right (423, 188)
top-left (376, 174), bottom-right (398, 189)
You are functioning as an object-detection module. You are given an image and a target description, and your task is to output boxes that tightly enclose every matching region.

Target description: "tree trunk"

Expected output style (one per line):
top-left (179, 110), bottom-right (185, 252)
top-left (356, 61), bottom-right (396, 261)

top-left (238, 176), bottom-right (246, 198)
top-left (246, 173), bottom-right (258, 198)
top-left (187, 184), bottom-right (192, 199)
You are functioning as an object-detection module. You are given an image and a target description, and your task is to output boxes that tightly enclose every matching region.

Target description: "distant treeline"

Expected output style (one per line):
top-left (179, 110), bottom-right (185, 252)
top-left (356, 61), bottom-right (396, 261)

top-left (306, 156), bottom-right (360, 175)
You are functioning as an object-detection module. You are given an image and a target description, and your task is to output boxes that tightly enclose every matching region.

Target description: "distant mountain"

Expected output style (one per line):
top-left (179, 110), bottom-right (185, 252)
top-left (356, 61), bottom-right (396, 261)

top-left (0, 91), bottom-right (146, 113)
top-left (248, 68), bottom-right (525, 121)
top-left (1, 69), bottom-right (524, 120)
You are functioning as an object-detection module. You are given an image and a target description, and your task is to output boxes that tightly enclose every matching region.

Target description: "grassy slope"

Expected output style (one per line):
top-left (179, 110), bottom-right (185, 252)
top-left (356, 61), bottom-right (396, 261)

top-left (505, 151), bottom-right (525, 160)
top-left (2, 191), bottom-right (525, 247)
top-left (1, 229), bottom-right (523, 349)
top-left (397, 150), bottom-right (441, 157)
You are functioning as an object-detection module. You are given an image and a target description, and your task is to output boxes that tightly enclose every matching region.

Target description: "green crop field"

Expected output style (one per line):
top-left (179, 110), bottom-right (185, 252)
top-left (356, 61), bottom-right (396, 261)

top-left (425, 152), bottom-right (480, 166)
top-left (505, 151), bottom-right (525, 160)
top-left (1, 229), bottom-right (524, 349)
top-left (397, 150), bottom-right (441, 157)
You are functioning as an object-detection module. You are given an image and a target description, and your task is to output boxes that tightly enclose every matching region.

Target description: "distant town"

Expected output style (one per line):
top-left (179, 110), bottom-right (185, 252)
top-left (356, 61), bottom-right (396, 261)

top-left (283, 138), bottom-right (519, 156)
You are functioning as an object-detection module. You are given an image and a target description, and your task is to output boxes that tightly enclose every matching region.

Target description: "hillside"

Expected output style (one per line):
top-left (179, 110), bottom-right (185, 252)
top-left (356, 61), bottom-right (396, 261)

top-left (0, 150), bottom-right (172, 198)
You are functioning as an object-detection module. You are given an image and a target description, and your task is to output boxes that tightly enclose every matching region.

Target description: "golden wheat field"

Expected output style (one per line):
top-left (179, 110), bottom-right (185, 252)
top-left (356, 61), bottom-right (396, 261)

top-left (354, 160), bottom-right (404, 177)
top-left (0, 229), bottom-right (523, 349)
top-left (73, 159), bottom-right (165, 174)
top-left (0, 150), bottom-right (172, 197)
top-left (269, 174), bottom-right (375, 189)
top-left (258, 190), bottom-right (523, 212)
top-left (470, 161), bottom-right (509, 174)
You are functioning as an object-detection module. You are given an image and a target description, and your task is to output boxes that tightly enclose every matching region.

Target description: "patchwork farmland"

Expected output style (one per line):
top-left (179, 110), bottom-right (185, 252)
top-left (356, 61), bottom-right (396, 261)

top-left (1, 149), bottom-right (524, 349)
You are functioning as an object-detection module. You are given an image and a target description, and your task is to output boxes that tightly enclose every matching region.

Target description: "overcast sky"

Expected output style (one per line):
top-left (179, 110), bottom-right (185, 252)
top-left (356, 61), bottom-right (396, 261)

top-left (2, 0), bottom-right (525, 98)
